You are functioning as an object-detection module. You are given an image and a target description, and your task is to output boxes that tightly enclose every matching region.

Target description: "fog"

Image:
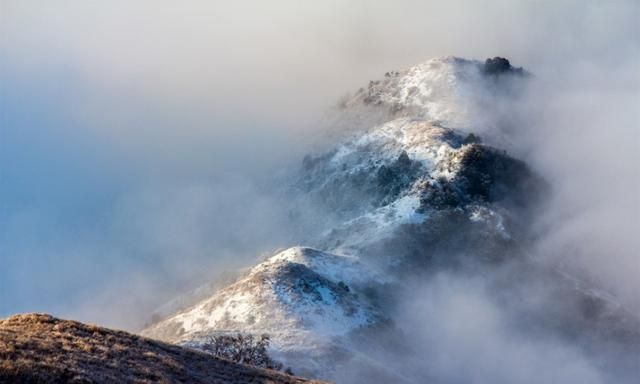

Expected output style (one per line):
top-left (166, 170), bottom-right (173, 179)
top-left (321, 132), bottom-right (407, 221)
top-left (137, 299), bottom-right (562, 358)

top-left (1, 1), bottom-right (638, 380)
top-left (335, 272), bottom-right (612, 384)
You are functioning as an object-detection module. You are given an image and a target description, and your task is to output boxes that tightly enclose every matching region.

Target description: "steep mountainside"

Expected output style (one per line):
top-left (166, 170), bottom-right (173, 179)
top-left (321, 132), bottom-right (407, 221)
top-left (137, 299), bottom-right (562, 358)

top-left (142, 57), bottom-right (640, 381)
top-left (143, 247), bottom-right (388, 377)
top-left (0, 313), bottom-right (324, 384)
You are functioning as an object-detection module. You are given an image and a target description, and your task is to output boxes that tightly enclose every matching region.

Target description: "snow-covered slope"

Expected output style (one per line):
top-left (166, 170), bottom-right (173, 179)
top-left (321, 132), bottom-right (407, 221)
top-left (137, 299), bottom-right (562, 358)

top-left (348, 57), bottom-right (484, 127)
top-left (339, 56), bottom-right (525, 132)
top-left (142, 57), bottom-right (638, 381)
top-left (142, 247), bottom-right (386, 377)
top-left (143, 247), bottom-right (382, 342)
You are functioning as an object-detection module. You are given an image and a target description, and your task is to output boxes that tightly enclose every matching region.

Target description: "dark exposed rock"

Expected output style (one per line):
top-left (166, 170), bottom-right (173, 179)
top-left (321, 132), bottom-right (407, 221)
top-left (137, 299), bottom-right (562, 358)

top-left (482, 57), bottom-right (525, 76)
top-left (419, 144), bottom-right (548, 212)
top-left (375, 152), bottom-right (423, 205)
top-left (366, 206), bottom-right (521, 275)
top-left (462, 133), bottom-right (482, 145)
top-left (454, 145), bottom-right (548, 208)
top-left (396, 150), bottom-right (412, 169)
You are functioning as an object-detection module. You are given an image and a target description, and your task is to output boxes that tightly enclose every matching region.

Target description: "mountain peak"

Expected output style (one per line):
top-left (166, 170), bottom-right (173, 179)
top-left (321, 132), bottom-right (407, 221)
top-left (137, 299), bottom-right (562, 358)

top-left (142, 246), bottom-right (384, 341)
top-left (342, 56), bottom-right (527, 130)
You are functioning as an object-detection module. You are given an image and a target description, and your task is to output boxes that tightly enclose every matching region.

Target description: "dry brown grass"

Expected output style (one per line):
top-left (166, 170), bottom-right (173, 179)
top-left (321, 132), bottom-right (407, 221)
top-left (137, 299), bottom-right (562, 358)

top-left (0, 313), bottom-right (326, 384)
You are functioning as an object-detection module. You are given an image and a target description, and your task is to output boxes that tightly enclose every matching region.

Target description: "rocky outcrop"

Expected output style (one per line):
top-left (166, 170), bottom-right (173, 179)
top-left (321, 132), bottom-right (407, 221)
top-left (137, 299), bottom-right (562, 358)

top-left (482, 56), bottom-right (525, 76)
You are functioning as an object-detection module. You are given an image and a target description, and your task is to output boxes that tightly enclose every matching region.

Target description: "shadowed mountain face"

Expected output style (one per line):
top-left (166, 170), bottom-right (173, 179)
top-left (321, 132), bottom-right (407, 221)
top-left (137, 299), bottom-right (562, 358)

top-left (0, 313), bottom-right (324, 384)
top-left (142, 57), bottom-right (640, 382)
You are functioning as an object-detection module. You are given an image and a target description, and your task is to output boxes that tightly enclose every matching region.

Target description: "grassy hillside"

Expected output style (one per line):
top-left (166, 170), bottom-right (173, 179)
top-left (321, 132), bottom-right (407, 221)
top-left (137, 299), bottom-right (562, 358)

top-left (0, 313), bottom-right (325, 384)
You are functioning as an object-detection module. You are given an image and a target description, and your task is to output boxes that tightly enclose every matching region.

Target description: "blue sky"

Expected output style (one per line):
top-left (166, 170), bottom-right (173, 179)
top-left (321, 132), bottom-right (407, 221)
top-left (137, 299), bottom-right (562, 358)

top-left (1, 66), bottom-right (117, 314)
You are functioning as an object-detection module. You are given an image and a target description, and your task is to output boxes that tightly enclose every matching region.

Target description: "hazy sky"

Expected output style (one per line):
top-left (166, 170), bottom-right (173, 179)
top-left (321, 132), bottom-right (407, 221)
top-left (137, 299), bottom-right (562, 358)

top-left (1, 1), bottom-right (638, 329)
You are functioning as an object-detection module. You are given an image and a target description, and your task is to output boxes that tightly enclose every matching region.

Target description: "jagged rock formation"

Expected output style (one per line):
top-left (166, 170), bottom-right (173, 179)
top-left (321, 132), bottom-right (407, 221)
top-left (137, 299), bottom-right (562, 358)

top-left (0, 313), bottom-right (324, 384)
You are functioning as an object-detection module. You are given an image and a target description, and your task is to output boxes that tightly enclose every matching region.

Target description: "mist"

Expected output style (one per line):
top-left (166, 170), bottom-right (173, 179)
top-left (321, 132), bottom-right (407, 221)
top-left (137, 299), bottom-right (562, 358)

top-left (1, 4), bottom-right (638, 382)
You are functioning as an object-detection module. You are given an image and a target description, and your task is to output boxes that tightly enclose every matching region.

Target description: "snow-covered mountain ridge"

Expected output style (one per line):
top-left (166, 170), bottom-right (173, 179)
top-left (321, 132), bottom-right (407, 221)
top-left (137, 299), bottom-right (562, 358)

top-left (141, 57), bottom-right (639, 381)
top-left (141, 56), bottom-right (539, 376)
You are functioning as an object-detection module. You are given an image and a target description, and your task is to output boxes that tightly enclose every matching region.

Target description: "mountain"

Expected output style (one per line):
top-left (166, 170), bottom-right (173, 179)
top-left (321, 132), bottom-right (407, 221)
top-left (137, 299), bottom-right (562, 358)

top-left (0, 313), bottom-right (324, 384)
top-left (142, 57), bottom-right (640, 382)
top-left (143, 246), bottom-right (389, 378)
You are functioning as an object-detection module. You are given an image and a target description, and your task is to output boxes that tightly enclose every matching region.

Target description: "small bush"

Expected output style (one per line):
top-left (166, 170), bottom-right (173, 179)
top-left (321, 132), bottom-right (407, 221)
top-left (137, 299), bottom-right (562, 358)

top-left (202, 333), bottom-right (288, 372)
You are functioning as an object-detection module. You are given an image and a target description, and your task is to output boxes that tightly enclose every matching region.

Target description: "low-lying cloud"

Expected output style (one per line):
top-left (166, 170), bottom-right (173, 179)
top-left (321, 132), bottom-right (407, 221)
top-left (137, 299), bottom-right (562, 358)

top-left (1, 5), bottom-right (638, 374)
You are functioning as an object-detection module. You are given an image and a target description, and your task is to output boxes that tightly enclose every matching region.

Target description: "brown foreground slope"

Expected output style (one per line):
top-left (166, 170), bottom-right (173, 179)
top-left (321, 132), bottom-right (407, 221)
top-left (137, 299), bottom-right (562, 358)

top-left (0, 313), bottom-right (325, 384)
